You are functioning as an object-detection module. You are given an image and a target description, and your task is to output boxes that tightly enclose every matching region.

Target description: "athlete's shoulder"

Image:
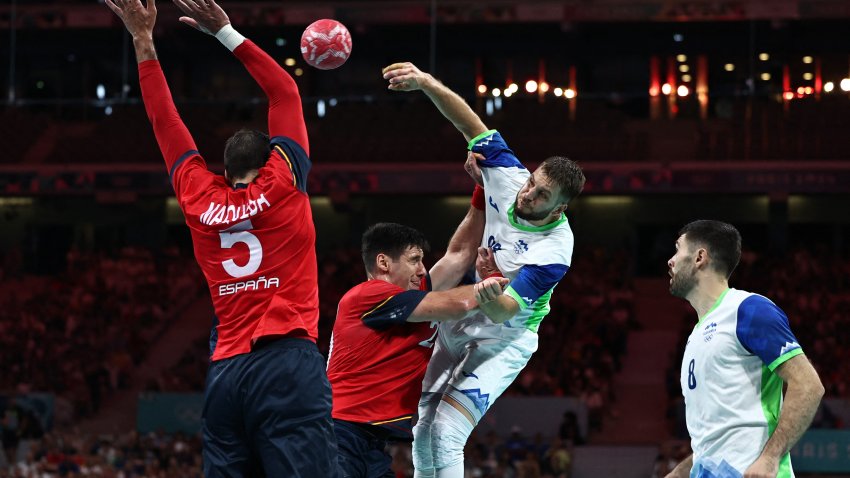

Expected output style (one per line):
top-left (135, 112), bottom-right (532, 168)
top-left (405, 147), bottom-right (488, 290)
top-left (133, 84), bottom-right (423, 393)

top-left (340, 280), bottom-right (404, 310)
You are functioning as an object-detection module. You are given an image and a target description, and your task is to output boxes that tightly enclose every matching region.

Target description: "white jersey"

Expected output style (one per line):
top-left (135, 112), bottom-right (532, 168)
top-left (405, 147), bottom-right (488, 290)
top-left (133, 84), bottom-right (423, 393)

top-left (681, 288), bottom-right (803, 478)
top-left (471, 130), bottom-right (574, 332)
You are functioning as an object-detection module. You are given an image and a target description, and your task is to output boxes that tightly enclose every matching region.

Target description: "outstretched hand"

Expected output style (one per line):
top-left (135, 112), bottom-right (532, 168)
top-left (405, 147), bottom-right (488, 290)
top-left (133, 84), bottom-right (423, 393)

top-left (173, 0), bottom-right (230, 35)
top-left (382, 62), bottom-right (433, 92)
top-left (105, 0), bottom-right (157, 39)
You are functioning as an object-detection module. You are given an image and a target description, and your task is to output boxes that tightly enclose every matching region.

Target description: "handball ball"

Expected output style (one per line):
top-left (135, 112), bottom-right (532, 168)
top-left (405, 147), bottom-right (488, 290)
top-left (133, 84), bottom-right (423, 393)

top-left (300, 19), bottom-right (352, 70)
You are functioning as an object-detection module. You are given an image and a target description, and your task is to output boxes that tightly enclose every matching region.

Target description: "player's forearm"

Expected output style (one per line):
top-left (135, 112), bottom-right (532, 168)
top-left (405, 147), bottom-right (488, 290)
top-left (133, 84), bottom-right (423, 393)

top-left (408, 286), bottom-right (478, 322)
top-left (138, 61), bottom-right (198, 171)
top-left (478, 295), bottom-right (518, 324)
top-left (421, 76), bottom-right (488, 143)
top-left (231, 39), bottom-right (309, 153)
top-left (758, 377), bottom-right (824, 461)
top-left (132, 35), bottom-right (157, 63)
top-left (429, 206), bottom-right (485, 291)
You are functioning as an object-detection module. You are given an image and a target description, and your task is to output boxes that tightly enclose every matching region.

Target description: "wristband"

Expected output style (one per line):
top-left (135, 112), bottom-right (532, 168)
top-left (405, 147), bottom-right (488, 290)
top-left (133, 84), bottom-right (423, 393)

top-left (484, 271), bottom-right (504, 280)
top-left (215, 24), bottom-right (246, 52)
top-left (471, 184), bottom-right (485, 210)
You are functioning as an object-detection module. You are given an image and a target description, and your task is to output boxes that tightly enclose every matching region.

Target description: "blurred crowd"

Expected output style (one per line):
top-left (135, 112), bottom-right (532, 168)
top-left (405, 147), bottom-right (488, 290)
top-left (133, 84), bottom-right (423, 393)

top-left (0, 247), bottom-right (203, 424)
top-left (0, 430), bottom-right (202, 478)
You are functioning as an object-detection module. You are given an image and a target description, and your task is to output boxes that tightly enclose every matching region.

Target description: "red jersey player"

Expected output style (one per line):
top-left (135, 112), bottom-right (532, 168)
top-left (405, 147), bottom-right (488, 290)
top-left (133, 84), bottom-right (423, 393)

top-left (329, 199), bottom-right (507, 477)
top-left (105, 0), bottom-right (336, 476)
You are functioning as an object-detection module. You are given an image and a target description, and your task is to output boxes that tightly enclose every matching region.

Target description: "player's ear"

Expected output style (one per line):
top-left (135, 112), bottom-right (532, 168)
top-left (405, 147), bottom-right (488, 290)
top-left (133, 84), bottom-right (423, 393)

top-left (694, 247), bottom-right (709, 269)
top-left (376, 253), bottom-right (390, 273)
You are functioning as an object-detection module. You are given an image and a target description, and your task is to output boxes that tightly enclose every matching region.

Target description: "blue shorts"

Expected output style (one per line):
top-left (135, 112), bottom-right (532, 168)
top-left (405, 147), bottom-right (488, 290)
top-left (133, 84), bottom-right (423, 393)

top-left (202, 337), bottom-right (338, 478)
top-left (334, 419), bottom-right (395, 478)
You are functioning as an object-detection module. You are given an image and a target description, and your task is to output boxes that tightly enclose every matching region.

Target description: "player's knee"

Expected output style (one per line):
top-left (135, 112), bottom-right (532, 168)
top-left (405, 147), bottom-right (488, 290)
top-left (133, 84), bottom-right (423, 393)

top-left (430, 404), bottom-right (474, 470)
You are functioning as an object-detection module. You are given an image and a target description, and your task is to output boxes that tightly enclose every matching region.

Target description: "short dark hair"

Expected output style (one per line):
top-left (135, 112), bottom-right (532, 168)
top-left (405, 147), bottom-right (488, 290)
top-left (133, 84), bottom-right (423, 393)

top-left (224, 129), bottom-right (271, 180)
top-left (361, 223), bottom-right (430, 274)
top-left (540, 156), bottom-right (586, 203)
top-left (678, 220), bottom-right (742, 279)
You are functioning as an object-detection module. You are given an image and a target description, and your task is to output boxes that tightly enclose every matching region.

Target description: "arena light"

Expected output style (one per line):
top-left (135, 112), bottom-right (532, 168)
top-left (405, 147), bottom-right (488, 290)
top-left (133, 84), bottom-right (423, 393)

top-left (673, 33), bottom-right (684, 42)
top-left (564, 88), bottom-right (576, 99)
top-left (724, 63), bottom-right (735, 72)
top-left (275, 38), bottom-right (286, 47)
top-left (96, 84), bottom-right (106, 100)
top-left (649, 86), bottom-right (660, 97)
top-left (841, 78), bottom-right (850, 92)
top-left (284, 58), bottom-right (296, 67)
top-left (525, 80), bottom-right (538, 93)
top-left (679, 64), bottom-right (690, 73)
top-left (553, 87), bottom-right (563, 97)
top-left (682, 74), bottom-right (692, 83)
top-left (477, 84), bottom-right (487, 94)
top-left (539, 82), bottom-right (550, 93)
top-left (485, 99), bottom-right (494, 116)
top-left (803, 73), bottom-right (813, 81)
top-left (676, 54), bottom-right (687, 63)
top-left (802, 56), bottom-right (813, 64)
top-left (317, 99), bottom-right (326, 118)
top-left (504, 89), bottom-right (513, 98)
top-left (661, 83), bottom-right (672, 95)
top-left (491, 88), bottom-right (501, 97)
top-left (783, 91), bottom-right (795, 101)
top-left (804, 86), bottom-right (813, 95)
top-left (760, 73), bottom-right (771, 81)
top-left (507, 83), bottom-right (519, 93)
top-left (759, 53), bottom-right (769, 61)
top-left (329, 98), bottom-right (338, 107)
top-left (677, 85), bottom-right (689, 97)
top-left (295, 68), bottom-right (304, 77)
top-left (824, 81), bottom-right (835, 93)
top-left (796, 86), bottom-right (806, 95)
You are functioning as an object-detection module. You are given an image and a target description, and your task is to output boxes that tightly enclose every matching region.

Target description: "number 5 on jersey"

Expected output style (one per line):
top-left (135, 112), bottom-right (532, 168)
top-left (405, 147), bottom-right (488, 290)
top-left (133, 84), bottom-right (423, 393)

top-left (219, 220), bottom-right (262, 278)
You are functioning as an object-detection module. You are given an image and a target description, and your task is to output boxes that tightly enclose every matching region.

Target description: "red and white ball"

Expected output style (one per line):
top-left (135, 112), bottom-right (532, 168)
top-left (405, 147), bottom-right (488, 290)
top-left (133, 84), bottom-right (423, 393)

top-left (300, 19), bottom-right (352, 70)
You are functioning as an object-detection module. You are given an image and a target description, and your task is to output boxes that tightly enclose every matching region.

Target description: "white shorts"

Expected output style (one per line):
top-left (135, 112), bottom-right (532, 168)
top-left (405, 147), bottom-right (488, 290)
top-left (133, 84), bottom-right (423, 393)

top-left (421, 313), bottom-right (538, 423)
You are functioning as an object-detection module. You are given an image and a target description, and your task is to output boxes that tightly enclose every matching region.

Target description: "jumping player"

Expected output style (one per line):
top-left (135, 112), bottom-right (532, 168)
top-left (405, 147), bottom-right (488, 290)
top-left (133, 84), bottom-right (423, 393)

top-left (665, 220), bottom-right (823, 478)
top-left (328, 221), bottom-right (508, 478)
top-left (105, 0), bottom-right (336, 475)
top-left (382, 62), bottom-right (586, 477)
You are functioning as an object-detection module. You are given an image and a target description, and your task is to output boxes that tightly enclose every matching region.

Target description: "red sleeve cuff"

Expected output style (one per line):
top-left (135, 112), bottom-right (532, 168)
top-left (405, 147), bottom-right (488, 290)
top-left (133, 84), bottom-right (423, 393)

top-left (471, 184), bottom-right (485, 210)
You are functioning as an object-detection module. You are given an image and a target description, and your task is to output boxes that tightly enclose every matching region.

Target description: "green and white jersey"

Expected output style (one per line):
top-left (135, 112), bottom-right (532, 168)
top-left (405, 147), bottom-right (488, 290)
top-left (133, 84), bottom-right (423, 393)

top-left (681, 288), bottom-right (804, 478)
top-left (468, 130), bottom-right (573, 333)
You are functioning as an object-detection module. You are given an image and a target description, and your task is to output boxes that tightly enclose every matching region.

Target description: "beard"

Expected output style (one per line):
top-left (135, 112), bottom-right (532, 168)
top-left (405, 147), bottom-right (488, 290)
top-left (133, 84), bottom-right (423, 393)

top-left (669, 264), bottom-right (697, 298)
top-left (514, 199), bottom-right (554, 222)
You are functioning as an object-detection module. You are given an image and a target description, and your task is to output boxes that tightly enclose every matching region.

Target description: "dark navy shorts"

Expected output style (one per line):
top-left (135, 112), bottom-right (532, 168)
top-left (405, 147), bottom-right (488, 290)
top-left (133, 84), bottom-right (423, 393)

top-left (202, 338), bottom-right (338, 478)
top-left (334, 419), bottom-right (395, 478)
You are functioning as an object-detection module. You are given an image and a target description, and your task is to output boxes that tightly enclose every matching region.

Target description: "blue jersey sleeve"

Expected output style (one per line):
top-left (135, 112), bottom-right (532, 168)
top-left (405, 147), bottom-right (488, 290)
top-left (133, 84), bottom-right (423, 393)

top-left (361, 290), bottom-right (429, 330)
top-left (504, 264), bottom-right (569, 310)
top-left (467, 130), bottom-right (526, 170)
top-left (270, 136), bottom-right (311, 193)
top-left (736, 295), bottom-right (804, 371)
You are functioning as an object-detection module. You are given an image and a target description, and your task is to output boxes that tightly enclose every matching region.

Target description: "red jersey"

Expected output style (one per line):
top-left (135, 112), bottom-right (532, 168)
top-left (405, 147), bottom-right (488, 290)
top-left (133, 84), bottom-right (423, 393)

top-left (138, 40), bottom-right (318, 361)
top-left (327, 278), bottom-right (437, 437)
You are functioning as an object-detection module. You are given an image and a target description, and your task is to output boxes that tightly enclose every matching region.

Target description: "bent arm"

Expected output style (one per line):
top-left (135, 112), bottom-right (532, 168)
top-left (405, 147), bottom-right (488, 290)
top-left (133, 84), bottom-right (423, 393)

top-left (429, 205), bottom-right (485, 291)
top-left (232, 39), bottom-right (309, 155)
top-left (383, 62), bottom-right (488, 142)
top-left (477, 294), bottom-right (520, 324)
top-left (757, 355), bottom-right (824, 462)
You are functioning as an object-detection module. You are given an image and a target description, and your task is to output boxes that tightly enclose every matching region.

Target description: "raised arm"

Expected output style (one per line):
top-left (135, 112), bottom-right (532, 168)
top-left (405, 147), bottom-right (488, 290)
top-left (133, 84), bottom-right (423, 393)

top-left (744, 355), bottom-right (824, 478)
top-left (106, 0), bottom-right (199, 177)
top-left (173, 0), bottom-right (309, 155)
top-left (382, 62), bottom-right (488, 143)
